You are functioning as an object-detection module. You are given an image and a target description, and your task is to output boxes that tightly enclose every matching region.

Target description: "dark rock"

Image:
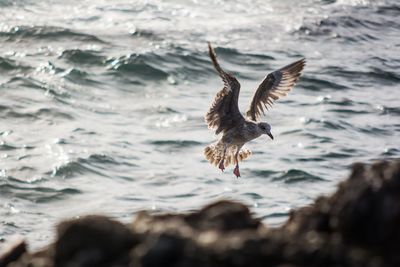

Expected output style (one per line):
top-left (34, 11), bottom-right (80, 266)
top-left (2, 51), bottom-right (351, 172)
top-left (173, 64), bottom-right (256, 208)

top-left (2, 159), bottom-right (400, 267)
top-left (138, 233), bottom-right (186, 267)
top-left (130, 200), bottom-right (263, 267)
top-left (54, 215), bottom-right (137, 267)
top-left (185, 200), bottom-right (261, 231)
top-left (0, 237), bottom-right (26, 267)
top-left (284, 160), bottom-right (400, 266)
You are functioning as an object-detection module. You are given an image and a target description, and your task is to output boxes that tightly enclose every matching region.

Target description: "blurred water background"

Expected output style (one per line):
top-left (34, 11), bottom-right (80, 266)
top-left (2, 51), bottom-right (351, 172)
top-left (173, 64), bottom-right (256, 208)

top-left (0, 0), bottom-right (399, 249)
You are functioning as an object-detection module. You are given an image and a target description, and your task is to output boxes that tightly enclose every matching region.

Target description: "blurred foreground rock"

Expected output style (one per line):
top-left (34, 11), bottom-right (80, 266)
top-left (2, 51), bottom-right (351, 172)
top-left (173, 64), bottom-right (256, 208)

top-left (2, 160), bottom-right (400, 267)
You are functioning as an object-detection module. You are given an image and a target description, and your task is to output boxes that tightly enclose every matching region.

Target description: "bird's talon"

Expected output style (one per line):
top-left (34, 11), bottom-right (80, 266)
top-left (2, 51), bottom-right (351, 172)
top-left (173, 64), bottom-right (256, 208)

top-left (233, 165), bottom-right (240, 178)
top-left (218, 161), bottom-right (225, 172)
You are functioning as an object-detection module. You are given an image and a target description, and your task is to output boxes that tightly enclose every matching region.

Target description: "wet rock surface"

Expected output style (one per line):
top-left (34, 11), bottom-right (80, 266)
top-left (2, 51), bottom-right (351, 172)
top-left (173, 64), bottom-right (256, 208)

top-left (3, 160), bottom-right (400, 267)
top-left (0, 237), bottom-right (26, 267)
top-left (55, 215), bottom-right (137, 267)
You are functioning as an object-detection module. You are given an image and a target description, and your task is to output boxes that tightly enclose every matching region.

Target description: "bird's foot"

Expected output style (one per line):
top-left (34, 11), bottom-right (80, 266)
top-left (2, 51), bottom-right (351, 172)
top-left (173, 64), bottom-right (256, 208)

top-left (233, 165), bottom-right (240, 178)
top-left (218, 160), bottom-right (225, 172)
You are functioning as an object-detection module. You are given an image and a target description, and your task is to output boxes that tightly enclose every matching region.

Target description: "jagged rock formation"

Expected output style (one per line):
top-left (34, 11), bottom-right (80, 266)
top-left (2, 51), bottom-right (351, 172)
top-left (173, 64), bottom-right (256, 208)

top-left (2, 160), bottom-right (400, 267)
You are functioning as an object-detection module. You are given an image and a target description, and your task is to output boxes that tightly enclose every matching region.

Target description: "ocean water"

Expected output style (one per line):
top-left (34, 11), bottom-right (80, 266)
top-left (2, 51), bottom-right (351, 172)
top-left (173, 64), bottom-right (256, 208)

top-left (0, 0), bottom-right (399, 249)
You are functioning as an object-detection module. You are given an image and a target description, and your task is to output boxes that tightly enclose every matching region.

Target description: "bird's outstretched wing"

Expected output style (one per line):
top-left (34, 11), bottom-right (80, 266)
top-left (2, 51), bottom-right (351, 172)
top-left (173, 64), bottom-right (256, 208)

top-left (246, 58), bottom-right (306, 121)
top-left (205, 43), bottom-right (244, 135)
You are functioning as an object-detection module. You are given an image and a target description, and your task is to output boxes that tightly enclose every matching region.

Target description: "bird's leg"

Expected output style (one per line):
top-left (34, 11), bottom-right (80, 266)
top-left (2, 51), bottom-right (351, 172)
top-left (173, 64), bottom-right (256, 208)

top-left (218, 145), bottom-right (228, 172)
top-left (218, 159), bottom-right (225, 172)
top-left (233, 146), bottom-right (242, 178)
top-left (233, 159), bottom-right (240, 178)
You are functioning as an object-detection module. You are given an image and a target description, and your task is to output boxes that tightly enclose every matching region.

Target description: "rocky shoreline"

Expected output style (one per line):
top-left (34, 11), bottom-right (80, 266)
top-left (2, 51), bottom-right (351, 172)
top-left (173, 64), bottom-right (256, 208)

top-left (2, 160), bottom-right (400, 267)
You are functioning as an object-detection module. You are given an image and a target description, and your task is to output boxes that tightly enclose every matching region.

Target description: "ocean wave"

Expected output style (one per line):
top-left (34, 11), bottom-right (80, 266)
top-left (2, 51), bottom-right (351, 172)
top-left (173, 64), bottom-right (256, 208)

top-left (7, 76), bottom-right (70, 98)
top-left (49, 158), bottom-right (104, 179)
top-left (137, 106), bottom-right (180, 115)
top-left (370, 56), bottom-right (400, 70)
top-left (169, 46), bottom-right (218, 79)
top-left (322, 152), bottom-right (353, 159)
top-left (149, 140), bottom-right (203, 148)
top-left (367, 67), bottom-right (400, 84)
top-left (0, 108), bottom-right (36, 120)
top-left (35, 107), bottom-right (75, 120)
top-left (82, 154), bottom-right (139, 170)
top-left (314, 15), bottom-right (383, 31)
top-left (241, 192), bottom-right (263, 200)
top-left (7, 76), bottom-right (57, 92)
top-left (0, 56), bottom-right (32, 72)
top-left (59, 49), bottom-right (106, 65)
top-left (0, 0), bottom-right (15, 7)
top-left (72, 128), bottom-right (97, 135)
top-left (376, 4), bottom-right (400, 16)
top-left (106, 53), bottom-right (169, 82)
top-left (105, 45), bottom-right (279, 83)
top-left (318, 67), bottom-right (400, 85)
top-left (59, 68), bottom-right (100, 85)
top-left (252, 168), bottom-right (325, 183)
top-left (299, 132), bottom-right (334, 144)
top-left (261, 212), bottom-right (289, 220)
top-left (210, 46), bottom-right (275, 68)
top-left (327, 108), bottom-right (370, 115)
top-left (199, 45), bottom-right (294, 80)
top-left (0, 25), bottom-right (105, 43)
top-left (306, 118), bottom-right (349, 130)
top-left (294, 4), bottom-right (400, 42)
top-left (48, 161), bottom-right (93, 179)
top-left (273, 169), bottom-right (326, 183)
top-left (250, 170), bottom-right (280, 177)
top-left (48, 153), bottom-right (133, 179)
top-left (130, 28), bottom-right (164, 40)
top-left (300, 75), bottom-right (348, 91)
top-left (85, 154), bottom-right (120, 165)
top-left (296, 157), bottom-right (326, 162)
top-left (356, 125), bottom-right (392, 136)
top-left (382, 148), bottom-right (400, 157)
top-left (0, 142), bottom-right (19, 151)
top-left (380, 106), bottom-right (400, 116)
top-left (0, 182), bottom-right (81, 203)
top-left (317, 97), bottom-right (358, 107)
top-left (0, 101), bottom-right (74, 121)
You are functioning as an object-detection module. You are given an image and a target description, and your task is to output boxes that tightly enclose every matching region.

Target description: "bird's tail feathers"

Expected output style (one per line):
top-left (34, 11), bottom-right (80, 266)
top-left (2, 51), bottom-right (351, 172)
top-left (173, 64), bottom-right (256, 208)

top-left (204, 142), bottom-right (251, 168)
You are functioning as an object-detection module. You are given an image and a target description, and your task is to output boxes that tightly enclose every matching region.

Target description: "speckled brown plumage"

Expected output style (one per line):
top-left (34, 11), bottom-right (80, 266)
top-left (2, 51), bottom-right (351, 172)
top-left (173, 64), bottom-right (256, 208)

top-left (204, 42), bottom-right (305, 177)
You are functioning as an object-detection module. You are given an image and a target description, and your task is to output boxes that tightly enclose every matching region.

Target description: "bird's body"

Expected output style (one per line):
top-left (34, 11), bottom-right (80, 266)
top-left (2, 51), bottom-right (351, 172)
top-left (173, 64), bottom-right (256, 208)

top-left (221, 120), bottom-right (261, 145)
top-left (204, 43), bottom-right (305, 177)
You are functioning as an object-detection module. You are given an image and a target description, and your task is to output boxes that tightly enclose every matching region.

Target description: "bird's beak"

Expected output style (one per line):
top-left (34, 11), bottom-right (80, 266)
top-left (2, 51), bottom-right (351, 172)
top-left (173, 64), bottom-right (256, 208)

top-left (267, 132), bottom-right (274, 140)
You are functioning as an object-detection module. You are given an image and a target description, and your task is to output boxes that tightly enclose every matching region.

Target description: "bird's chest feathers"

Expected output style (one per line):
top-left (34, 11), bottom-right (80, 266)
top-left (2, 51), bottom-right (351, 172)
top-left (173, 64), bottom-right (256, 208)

top-left (224, 123), bottom-right (261, 144)
top-left (243, 123), bottom-right (262, 141)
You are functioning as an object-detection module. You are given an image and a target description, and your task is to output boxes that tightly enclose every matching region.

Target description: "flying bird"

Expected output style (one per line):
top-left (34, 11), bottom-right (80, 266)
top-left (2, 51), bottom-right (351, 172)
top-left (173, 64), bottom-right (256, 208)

top-left (204, 43), bottom-right (305, 178)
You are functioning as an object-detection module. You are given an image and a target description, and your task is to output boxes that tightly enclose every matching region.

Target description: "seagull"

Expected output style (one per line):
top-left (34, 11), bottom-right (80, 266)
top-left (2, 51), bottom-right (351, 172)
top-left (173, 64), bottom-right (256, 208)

top-left (204, 43), bottom-right (305, 178)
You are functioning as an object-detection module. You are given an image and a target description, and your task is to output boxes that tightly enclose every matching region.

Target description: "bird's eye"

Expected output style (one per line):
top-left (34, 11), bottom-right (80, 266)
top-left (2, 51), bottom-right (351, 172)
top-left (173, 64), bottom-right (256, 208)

top-left (260, 125), bottom-right (265, 130)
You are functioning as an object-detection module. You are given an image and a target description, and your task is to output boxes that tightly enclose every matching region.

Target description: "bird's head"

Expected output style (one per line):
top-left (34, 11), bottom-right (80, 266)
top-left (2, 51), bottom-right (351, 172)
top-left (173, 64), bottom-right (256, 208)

top-left (257, 122), bottom-right (273, 140)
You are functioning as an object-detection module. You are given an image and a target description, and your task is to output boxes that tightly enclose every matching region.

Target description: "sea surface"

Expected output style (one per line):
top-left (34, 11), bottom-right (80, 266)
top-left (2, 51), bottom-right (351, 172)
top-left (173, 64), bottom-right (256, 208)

top-left (0, 0), bottom-right (399, 249)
